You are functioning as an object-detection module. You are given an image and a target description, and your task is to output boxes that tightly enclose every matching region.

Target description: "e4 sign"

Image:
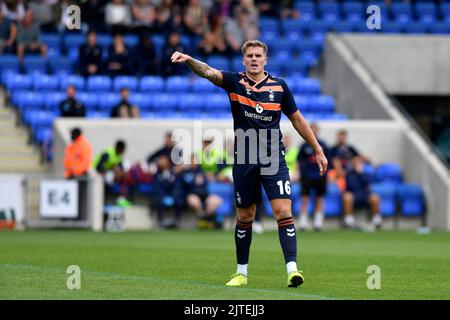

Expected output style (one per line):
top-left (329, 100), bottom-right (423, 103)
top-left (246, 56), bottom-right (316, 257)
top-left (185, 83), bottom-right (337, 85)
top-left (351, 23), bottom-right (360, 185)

top-left (40, 180), bottom-right (79, 218)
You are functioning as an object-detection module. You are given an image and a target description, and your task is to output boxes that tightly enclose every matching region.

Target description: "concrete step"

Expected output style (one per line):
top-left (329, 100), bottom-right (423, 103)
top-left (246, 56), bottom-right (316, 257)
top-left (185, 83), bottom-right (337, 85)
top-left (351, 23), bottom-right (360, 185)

top-left (0, 145), bottom-right (36, 155)
top-left (0, 132), bottom-right (29, 144)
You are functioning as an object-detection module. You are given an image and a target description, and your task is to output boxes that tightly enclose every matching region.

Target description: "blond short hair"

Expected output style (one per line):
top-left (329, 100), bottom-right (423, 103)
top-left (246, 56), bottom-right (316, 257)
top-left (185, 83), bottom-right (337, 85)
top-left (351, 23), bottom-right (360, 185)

top-left (241, 40), bottom-right (268, 56)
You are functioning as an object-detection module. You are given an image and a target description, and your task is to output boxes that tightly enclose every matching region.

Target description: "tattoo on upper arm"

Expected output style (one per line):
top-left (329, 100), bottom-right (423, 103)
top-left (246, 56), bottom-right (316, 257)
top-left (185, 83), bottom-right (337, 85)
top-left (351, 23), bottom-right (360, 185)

top-left (186, 58), bottom-right (221, 85)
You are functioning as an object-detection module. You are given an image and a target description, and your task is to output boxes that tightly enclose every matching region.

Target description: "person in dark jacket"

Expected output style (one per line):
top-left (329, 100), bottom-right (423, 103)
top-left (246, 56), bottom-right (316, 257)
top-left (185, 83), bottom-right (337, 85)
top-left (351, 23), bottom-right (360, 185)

top-left (79, 30), bottom-right (103, 77)
top-left (59, 85), bottom-right (86, 118)
top-left (343, 156), bottom-right (381, 229)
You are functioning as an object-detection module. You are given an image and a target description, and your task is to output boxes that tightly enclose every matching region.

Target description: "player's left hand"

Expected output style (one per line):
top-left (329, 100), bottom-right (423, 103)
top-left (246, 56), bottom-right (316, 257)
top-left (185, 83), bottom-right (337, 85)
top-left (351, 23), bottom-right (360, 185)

top-left (316, 153), bottom-right (328, 176)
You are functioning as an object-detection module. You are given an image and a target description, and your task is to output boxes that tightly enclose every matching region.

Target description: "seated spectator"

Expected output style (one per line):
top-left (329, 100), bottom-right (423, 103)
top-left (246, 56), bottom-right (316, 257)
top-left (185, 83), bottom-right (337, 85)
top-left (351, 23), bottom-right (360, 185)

top-left (130, 0), bottom-right (156, 36)
top-left (0, 10), bottom-right (17, 54)
top-left (147, 131), bottom-right (183, 172)
top-left (182, 0), bottom-right (209, 37)
top-left (152, 155), bottom-right (184, 228)
top-left (343, 156), bottom-right (382, 229)
top-left (28, 0), bottom-right (56, 32)
top-left (225, 8), bottom-right (259, 56)
top-left (110, 87), bottom-right (140, 118)
top-left (93, 140), bottom-right (134, 208)
top-left (59, 85), bottom-right (86, 118)
top-left (132, 33), bottom-right (158, 76)
top-left (78, 30), bottom-right (103, 77)
top-left (198, 13), bottom-right (228, 56)
top-left (64, 127), bottom-right (93, 178)
top-left (104, 0), bottom-right (131, 34)
top-left (161, 31), bottom-right (189, 76)
top-left (106, 33), bottom-right (132, 76)
top-left (1, 0), bottom-right (26, 22)
top-left (180, 154), bottom-right (223, 229)
top-left (16, 10), bottom-right (47, 62)
top-left (156, 0), bottom-right (182, 34)
top-left (297, 123), bottom-right (330, 232)
top-left (255, 0), bottom-right (280, 18)
top-left (280, 0), bottom-right (299, 20)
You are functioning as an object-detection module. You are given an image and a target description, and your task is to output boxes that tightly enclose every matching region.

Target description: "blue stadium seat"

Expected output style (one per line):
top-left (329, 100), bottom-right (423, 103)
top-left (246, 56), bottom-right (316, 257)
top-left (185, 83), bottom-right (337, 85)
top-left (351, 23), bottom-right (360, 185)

top-left (41, 33), bottom-right (61, 58)
top-left (67, 47), bottom-right (79, 60)
top-left (404, 22), bottom-right (428, 34)
top-left (151, 34), bottom-right (165, 55)
top-left (26, 110), bottom-right (56, 130)
top-left (59, 74), bottom-right (85, 91)
top-left (295, 38), bottom-right (320, 55)
top-left (319, 2), bottom-right (340, 23)
top-left (415, 2), bottom-right (437, 24)
top-left (204, 93), bottom-right (229, 112)
top-left (207, 182), bottom-right (234, 218)
top-left (342, 2), bottom-right (364, 22)
top-left (33, 74), bottom-right (59, 91)
top-left (284, 30), bottom-right (303, 41)
top-left (23, 56), bottom-right (48, 74)
top-left (429, 22), bottom-right (450, 34)
top-left (371, 183), bottom-right (397, 217)
top-left (310, 96), bottom-right (335, 113)
top-left (48, 56), bottom-right (73, 74)
top-left (10, 89), bottom-right (27, 107)
top-left (77, 92), bottom-right (99, 110)
top-left (113, 76), bottom-right (138, 91)
top-left (178, 93), bottom-right (205, 112)
top-left (86, 110), bottom-right (109, 119)
top-left (296, 78), bottom-right (321, 95)
top-left (367, 1), bottom-right (389, 21)
top-left (63, 33), bottom-right (85, 51)
top-left (96, 34), bottom-right (113, 50)
top-left (304, 20), bottom-right (331, 36)
top-left (5, 74), bottom-right (33, 91)
top-left (381, 21), bottom-right (404, 33)
top-left (270, 38), bottom-right (296, 53)
top-left (259, 17), bottom-right (280, 33)
top-left (396, 183), bottom-right (425, 217)
top-left (260, 30), bottom-right (278, 43)
top-left (281, 18), bottom-right (307, 35)
top-left (374, 163), bottom-right (403, 185)
top-left (294, 95), bottom-right (313, 113)
top-left (140, 76), bottom-right (164, 92)
top-left (299, 51), bottom-right (319, 68)
top-left (34, 126), bottom-right (53, 145)
top-left (165, 76), bottom-right (190, 92)
top-left (45, 92), bottom-right (66, 111)
top-left (0, 54), bottom-right (20, 73)
top-left (265, 59), bottom-right (284, 75)
top-left (294, 2), bottom-right (316, 21)
top-left (332, 20), bottom-right (357, 33)
top-left (391, 3), bottom-right (413, 24)
top-left (324, 183), bottom-right (342, 217)
top-left (191, 78), bottom-right (217, 92)
top-left (441, 3), bottom-right (450, 23)
top-left (206, 56), bottom-right (230, 70)
top-left (153, 93), bottom-right (178, 111)
top-left (129, 93), bottom-right (153, 111)
top-left (87, 76), bottom-right (112, 91)
top-left (124, 34), bottom-right (139, 47)
top-left (98, 92), bottom-right (121, 112)
top-left (18, 92), bottom-right (45, 112)
top-left (285, 60), bottom-right (307, 76)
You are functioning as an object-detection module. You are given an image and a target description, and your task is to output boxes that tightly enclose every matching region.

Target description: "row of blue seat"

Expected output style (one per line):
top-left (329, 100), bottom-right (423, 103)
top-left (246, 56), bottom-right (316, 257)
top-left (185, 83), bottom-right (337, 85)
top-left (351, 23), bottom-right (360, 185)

top-left (120, 180), bottom-right (425, 218)
top-left (11, 90), bottom-right (335, 114)
top-left (3, 73), bottom-right (322, 95)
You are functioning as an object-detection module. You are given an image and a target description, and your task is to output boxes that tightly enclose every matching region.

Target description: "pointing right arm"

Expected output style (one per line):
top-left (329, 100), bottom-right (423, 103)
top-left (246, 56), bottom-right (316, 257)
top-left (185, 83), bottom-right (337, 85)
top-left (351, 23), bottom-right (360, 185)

top-left (171, 51), bottom-right (223, 86)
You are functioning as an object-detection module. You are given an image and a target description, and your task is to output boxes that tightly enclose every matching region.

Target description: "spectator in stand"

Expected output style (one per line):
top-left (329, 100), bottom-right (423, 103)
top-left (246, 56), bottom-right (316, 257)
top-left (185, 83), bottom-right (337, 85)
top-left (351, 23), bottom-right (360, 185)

top-left (133, 33), bottom-right (159, 76)
top-left (297, 123), bottom-right (330, 231)
top-left (64, 127), bottom-right (93, 179)
top-left (78, 30), bottom-right (103, 77)
top-left (130, 0), bottom-right (156, 36)
top-left (59, 85), bottom-right (86, 118)
top-left (152, 154), bottom-right (184, 228)
top-left (106, 33), bottom-right (132, 76)
top-left (93, 140), bottom-right (134, 208)
top-left (81, 0), bottom-right (108, 33)
top-left (179, 154), bottom-right (224, 229)
top-left (235, 0), bottom-right (259, 26)
top-left (280, 0), bottom-right (299, 20)
top-left (0, 10), bottom-right (17, 54)
top-left (1, 0), bottom-right (26, 23)
top-left (182, 0), bottom-right (209, 37)
top-left (156, 0), bottom-right (183, 34)
top-left (255, 0), bottom-right (280, 18)
top-left (105, 0), bottom-right (131, 34)
top-left (16, 10), bottom-right (47, 62)
top-left (28, 0), bottom-right (56, 32)
top-left (343, 156), bottom-right (382, 230)
top-left (211, 0), bottom-right (234, 20)
top-left (225, 8), bottom-right (259, 57)
top-left (146, 131), bottom-right (183, 172)
top-left (161, 31), bottom-right (189, 76)
top-left (110, 87), bottom-right (140, 118)
top-left (198, 12), bottom-right (228, 56)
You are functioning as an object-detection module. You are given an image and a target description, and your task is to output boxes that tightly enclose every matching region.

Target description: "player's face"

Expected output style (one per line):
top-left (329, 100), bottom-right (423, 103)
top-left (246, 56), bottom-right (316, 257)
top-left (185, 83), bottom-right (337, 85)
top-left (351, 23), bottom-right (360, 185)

top-left (243, 46), bottom-right (267, 77)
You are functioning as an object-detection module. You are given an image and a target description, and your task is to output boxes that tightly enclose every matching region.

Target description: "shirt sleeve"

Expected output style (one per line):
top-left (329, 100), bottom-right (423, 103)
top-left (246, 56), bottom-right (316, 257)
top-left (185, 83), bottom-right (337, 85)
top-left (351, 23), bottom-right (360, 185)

top-left (280, 79), bottom-right (298, 116)
top-left (218, 71), bottom-right (238, 92)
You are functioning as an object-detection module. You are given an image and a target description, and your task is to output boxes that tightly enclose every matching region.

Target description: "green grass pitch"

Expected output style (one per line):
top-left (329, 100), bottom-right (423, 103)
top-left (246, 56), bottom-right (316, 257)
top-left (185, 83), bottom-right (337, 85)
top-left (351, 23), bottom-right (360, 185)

top-left (1, 229), bottom-right (449, 300)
